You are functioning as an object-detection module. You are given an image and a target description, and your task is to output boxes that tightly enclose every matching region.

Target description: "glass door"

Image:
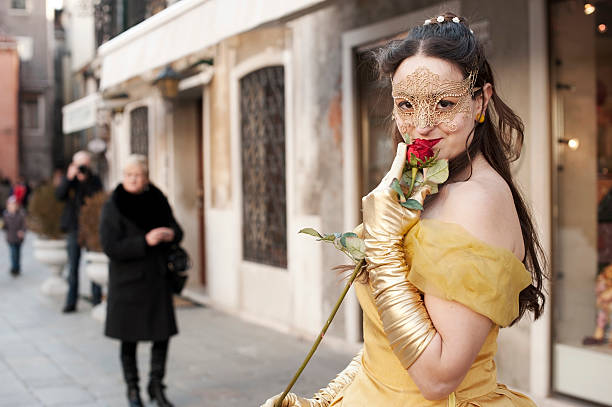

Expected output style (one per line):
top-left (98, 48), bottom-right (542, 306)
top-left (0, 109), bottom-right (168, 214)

top-left (551, 1), bottom-right (612, 405)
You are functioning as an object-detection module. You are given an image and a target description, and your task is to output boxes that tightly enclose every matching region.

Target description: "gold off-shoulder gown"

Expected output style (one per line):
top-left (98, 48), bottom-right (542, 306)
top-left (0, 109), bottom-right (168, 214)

top-left (329, 219), bottom-right (536, 406)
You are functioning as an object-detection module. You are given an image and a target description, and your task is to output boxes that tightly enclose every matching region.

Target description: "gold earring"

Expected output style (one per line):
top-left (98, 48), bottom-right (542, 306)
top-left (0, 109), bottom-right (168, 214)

top-left (477, 113), bottom-right (485, 123)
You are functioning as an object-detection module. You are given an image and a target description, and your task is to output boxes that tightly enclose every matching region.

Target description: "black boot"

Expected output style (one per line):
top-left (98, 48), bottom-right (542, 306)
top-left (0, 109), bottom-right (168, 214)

top-left (148, 381), bottom-right (174, 407)
top-left (127, 385), bottom-right (144, 407)
top-left (149, 340), bottom-right (173, 406)
top-left (121, 342), bottom-right (142, 407)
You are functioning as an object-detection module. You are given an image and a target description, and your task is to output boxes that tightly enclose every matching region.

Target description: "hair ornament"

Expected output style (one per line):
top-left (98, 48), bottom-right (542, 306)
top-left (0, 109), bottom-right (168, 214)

top-left (436, 15), bottom-right (445, 23)
top-left (470, 28), bottom-right (474, 34)
top-left (424, 19), bottom-right (431, 25)
top-left (452, 16), bottom-right (460, 23)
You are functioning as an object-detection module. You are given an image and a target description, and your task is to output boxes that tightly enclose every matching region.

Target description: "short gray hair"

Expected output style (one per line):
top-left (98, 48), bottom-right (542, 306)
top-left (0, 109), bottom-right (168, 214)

top-left (73, 150), bottom-right (91, 163)
top-left (123, 154), bottom-right (148, 175)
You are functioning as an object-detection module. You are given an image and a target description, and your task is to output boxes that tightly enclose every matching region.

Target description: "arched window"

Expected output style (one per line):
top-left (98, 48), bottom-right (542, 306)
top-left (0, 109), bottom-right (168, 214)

top-left (240, 66), bottom-right (287, 268)
top-left (130, 106), bottom-right (148, 156)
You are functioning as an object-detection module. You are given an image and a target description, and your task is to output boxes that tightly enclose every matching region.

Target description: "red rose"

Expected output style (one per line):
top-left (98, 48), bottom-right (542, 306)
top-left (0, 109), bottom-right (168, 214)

top-left (407, 139), bottom-right (440, 162)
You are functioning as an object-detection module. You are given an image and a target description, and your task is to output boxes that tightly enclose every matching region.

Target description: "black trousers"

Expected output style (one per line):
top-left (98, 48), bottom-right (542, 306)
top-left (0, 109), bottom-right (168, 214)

top-left (65, 231), bottom-right (102, 307)
top-left (120, 340), bottom-right (169, 388)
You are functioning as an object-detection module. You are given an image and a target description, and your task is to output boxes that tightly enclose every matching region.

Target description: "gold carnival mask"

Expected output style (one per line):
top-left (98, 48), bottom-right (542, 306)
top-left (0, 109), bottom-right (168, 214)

top-left (392, 66), bottom-right (478, 132)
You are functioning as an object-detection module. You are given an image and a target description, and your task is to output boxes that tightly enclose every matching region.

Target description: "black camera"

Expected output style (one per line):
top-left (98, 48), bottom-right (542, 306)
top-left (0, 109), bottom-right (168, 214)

top-left (77, 165), bottom-right (90, 176)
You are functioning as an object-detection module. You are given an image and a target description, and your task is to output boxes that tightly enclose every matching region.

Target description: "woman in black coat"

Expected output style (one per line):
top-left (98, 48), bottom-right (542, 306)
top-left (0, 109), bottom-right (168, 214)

top-left (100, 155), bottom-right (183, 407)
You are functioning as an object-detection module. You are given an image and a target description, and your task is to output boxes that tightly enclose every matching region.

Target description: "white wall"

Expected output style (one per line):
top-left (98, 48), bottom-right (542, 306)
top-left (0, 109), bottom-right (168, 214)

top-left (64, 0), bottom-right (95, 72)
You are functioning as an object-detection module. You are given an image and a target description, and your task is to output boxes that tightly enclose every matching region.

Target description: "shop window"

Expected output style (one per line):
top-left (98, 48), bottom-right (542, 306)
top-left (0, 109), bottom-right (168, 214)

top-left (239, 66), bottom-right (287, 268)
top-left (130, 106), bottom-right (148, 156)
top-left (551, 1), bottom-right (612, 405)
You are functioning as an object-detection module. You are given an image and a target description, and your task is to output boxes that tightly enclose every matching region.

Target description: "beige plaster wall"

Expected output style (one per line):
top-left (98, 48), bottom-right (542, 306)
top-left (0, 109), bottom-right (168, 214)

top-left (209, 41), bottom-right (233, 209)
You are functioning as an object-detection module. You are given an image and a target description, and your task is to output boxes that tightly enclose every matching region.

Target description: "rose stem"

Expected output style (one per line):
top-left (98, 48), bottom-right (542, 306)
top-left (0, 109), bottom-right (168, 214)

top-left (275, 258), bottom-right (366, 407)
top-left (408, 167), bottom-right (418, 197)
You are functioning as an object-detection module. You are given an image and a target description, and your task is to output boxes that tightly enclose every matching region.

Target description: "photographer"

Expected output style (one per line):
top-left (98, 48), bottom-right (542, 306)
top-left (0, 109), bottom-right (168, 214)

top-left (55, 151), bottom-right (103, 313)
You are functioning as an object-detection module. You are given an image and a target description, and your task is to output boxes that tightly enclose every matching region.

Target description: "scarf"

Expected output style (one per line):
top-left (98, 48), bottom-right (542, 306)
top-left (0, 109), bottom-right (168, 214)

top-left (112, 183), bottom-right (171, 232)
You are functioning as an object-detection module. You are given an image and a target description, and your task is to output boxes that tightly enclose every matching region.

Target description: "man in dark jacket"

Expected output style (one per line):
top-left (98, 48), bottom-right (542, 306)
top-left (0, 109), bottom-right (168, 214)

top-left (55, 151), bottom-right (103, 313)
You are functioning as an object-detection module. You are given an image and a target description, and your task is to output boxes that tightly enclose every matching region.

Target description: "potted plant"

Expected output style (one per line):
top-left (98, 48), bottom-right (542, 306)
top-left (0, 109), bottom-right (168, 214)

top-left (28, 182), bottom-right (67, 296)
top-left (79, 191), bottom-right (109, 322)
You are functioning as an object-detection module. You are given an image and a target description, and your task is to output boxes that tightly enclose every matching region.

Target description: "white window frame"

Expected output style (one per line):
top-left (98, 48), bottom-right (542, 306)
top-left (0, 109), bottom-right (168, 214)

top-left (230, 48), bottom-right (295, 326)
top-left (230, 49), bottom-right (292, 272)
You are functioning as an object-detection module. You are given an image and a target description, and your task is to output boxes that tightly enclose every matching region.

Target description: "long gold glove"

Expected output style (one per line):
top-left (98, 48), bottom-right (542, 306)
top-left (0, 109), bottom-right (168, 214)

top-left (362, 142), bottom-right (437, 369)
top-left (260, 350), bottom-right (363, 407)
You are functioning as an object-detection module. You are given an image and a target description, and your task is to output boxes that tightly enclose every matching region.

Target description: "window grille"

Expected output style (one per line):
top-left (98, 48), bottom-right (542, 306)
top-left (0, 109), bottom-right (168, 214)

top-left (240, 66), bottom-right (287, 268)
top-left (130, 106), bottom-right (148, 156)
top-left (94, 0), bottom-right (119, 47)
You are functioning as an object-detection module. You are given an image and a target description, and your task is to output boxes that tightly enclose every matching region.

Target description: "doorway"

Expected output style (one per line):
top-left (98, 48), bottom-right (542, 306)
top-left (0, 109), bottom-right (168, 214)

top-left (172, 91), bottom-right (206, 289)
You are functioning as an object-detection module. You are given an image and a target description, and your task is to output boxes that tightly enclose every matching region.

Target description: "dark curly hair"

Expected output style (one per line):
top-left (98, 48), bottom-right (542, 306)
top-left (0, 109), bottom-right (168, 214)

top-left (374, 12), bottom-right (547, 325)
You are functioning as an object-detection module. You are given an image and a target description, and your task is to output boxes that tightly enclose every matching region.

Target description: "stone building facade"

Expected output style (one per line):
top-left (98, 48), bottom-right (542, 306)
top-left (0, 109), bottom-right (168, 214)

top-left (63, 0), bottom-right (612, 404)
top-left (0, 0), bottom-right (56, 182)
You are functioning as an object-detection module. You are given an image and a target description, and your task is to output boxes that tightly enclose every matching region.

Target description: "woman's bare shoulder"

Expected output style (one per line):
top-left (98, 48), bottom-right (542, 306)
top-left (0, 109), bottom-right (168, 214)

top-left (436, 173), bottom-right (524, 257)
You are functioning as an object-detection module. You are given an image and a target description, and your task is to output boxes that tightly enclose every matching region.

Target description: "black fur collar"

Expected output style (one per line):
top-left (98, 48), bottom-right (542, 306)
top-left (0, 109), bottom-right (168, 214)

top-left (112, 183), bottom-right (171, 232)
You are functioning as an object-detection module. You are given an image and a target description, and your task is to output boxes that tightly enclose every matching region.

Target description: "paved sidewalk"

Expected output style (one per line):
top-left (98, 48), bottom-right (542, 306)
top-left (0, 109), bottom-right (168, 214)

top-left (0, 234), bottom-right (354, 407)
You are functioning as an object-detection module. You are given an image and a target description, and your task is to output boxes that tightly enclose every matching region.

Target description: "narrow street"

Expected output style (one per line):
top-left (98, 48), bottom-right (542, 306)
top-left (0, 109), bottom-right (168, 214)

top-left (0, 234), bottom-right (354, 406)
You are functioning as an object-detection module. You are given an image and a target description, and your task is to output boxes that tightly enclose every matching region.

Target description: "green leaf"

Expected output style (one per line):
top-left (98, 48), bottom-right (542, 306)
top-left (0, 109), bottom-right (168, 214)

top-left (424, 159), bottom-right (449, 184)
top-left (333, 237), bottom-right (344, 251)
top-left (390, 178), bottom-right (405, 201)
top-left (401, 171), bottom-right (423, 189)
top-left (401, 169), bottom-right (412, 185)
top-left (344, 236), bottom-right (366, 261)
top-left (401, 199), bottom-right (424, 211)
top-left (321, 234), bottom-right (336, 242)
top-left (299, 228), bottom-right (322, 238)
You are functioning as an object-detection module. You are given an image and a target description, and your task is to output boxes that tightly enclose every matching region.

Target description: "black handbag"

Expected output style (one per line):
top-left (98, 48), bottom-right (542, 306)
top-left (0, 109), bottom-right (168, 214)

top-left (167, 244), bottom-right (191, 294)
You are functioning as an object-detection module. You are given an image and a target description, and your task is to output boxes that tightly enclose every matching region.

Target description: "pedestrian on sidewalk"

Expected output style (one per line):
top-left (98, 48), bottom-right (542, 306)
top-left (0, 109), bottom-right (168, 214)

top-left (55, 151), bottom-right (103, 313)
top-left (11, 176), bottom-right (31, 209)
top-left (3, 195), bottom-right (26, 276)
top-left (100, 154), bottom-right (183, 407)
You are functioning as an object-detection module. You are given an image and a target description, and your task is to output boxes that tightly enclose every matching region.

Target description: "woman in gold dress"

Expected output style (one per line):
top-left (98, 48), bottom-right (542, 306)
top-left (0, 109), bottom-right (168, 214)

top-left (262, 12), bottom-right (545, 406)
